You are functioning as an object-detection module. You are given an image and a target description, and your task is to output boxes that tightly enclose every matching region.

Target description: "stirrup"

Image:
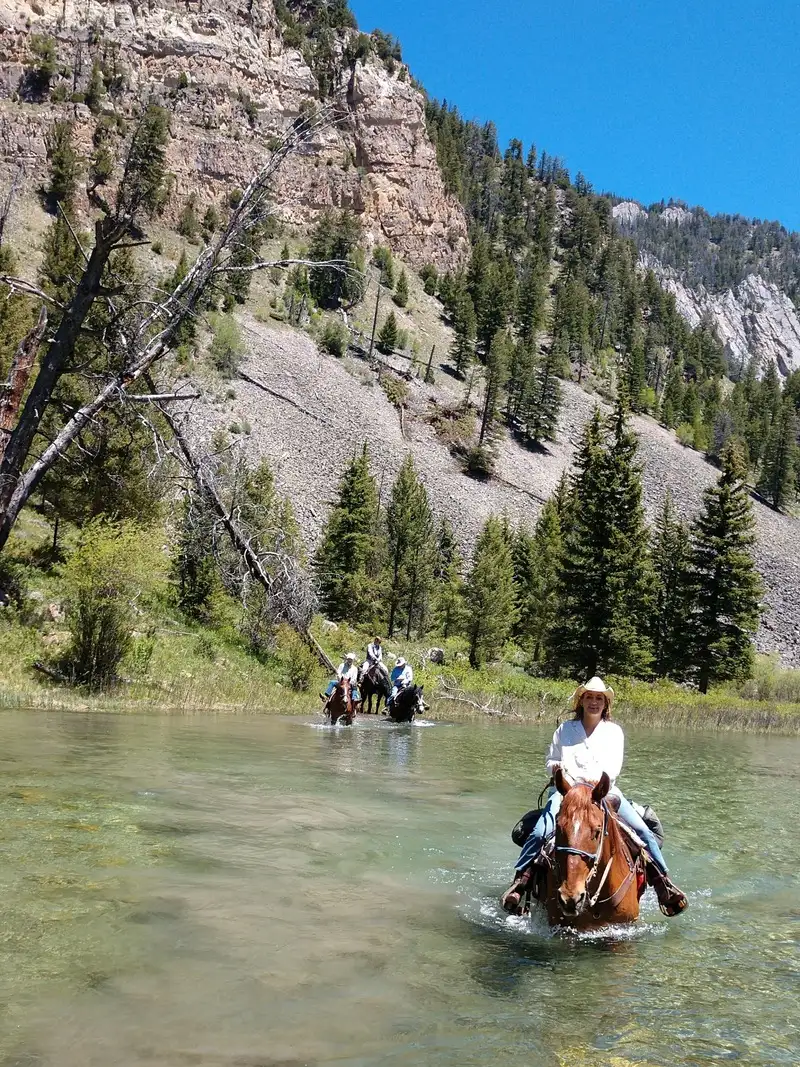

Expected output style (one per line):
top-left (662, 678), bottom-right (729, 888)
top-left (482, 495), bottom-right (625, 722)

top-left (501, 868), bottom-right (533, 915)
top-left (652, 873), bottom-right (688, 917)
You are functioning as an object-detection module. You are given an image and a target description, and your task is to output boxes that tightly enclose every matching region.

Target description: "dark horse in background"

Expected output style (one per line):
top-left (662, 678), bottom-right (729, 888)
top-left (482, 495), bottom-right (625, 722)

top-left (324, 678), bottom-right (355, 726)
top-left (360, 662), bottom-right (391, 715)
top-left (389, 684), bottom-right (425, 723)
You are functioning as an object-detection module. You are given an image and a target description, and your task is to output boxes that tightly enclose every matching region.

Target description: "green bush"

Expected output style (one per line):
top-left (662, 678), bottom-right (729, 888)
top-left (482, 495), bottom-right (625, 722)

top-left (319, 319), bottom-right (349, 358)
top-left (675, 422), bottom-right (695, 447)
top-left (276, 625), bottom-right (319, 691)
top-left (380, 374), bottom-right (409, 409)
top-left (60, 521), bottom-right (161, 689)
top-left (209, 314), bottom-right (245, 376)
top-left (464, 444), bottom-right (496, 479)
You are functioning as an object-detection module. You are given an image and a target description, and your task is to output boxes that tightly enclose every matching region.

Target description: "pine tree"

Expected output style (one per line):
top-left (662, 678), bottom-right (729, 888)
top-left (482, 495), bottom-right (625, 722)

top-left (393, 268), bottom-right (409, 308)
top-left (378, 311), bottom-right (399, 355)
top-left (44, 119), bottom-right (79, 211)
top-left (689, 442), bottom-right (762, 693)
top-left (757, 396), bottom-right (798, 510)
top-left (478, 328), bottom-right (511, 445)
top-left (314, 446), bottom-right (381, 622)
top-left (450, 292), bottom-right (476, 377)
top-left (523, 344), bottom-right (562, 445)
top-left (308, 209), bottom-right (364, 308)
top-left (431, 518), bottom-right (465, 638)
top-left (526, 498), bottom-right (563, 660)
top-left (466, 515), bottom-right (518, 667)
top-left (548, 404), bottom-right (654, 677)
top-left (650, 491), bottom-right (693, 678)
top-left (384, 455), bottom-right (436, 638)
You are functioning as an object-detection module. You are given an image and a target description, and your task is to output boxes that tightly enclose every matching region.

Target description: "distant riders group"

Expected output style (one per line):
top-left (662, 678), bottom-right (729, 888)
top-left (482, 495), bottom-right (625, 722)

top-left (322, 636), bottom-right (416, 719)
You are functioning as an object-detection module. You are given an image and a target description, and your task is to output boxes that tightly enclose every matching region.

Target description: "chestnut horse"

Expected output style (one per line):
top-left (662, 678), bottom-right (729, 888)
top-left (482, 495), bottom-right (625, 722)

top-left (546, 769), bottom-right (642, 930)
top-left (325, 678), bottom-right (355, 726)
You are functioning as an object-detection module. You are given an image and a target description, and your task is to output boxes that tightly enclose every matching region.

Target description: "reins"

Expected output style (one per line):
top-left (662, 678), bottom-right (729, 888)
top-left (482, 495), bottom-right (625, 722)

top-left (554, 800), bottom-right (637, 912)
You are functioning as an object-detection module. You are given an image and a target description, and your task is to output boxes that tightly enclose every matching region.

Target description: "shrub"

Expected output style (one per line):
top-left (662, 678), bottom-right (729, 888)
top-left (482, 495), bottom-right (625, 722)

top-left (276, 625), bottom-right (319, 691)
top-left (675, 422), bottom-right (695, 447)
top-left (372, 245), bottom-right (394, 288)
top-left (464, 443), bottom-right (496, 479)
top-left (177, 192), bottom-right (200, 241)
top-left (380, 374), bottom-right (409, 409)
top-left (60, 521), bottom-right (160, 689)
top-left (209, 314), bottom-right (245, 376)
top-left (393, 268), bottom-right (409, 308)
top-left (319, 319), bottom-right (349, 358)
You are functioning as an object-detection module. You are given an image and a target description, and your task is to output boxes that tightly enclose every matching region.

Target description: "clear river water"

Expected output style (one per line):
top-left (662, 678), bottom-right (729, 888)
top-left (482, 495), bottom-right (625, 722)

top-left (0, 710), bottom-right (798, 1067)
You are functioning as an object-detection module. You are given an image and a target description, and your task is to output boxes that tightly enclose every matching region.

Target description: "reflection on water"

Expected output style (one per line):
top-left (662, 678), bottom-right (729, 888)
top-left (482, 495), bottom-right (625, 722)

top-left (0, 711), bottom-right (799, 1066)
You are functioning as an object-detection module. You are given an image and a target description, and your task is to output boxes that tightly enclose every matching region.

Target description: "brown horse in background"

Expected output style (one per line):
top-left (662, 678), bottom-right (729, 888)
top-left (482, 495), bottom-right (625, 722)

top-left (325, 678), bottom-right (355, 726)
top-left (546, 769), bottom-right (642, 930)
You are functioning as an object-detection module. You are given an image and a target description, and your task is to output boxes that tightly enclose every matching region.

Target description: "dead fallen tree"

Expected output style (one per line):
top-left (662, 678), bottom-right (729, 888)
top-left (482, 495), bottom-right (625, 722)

top-left (434, 674), bottom-right (559, 721)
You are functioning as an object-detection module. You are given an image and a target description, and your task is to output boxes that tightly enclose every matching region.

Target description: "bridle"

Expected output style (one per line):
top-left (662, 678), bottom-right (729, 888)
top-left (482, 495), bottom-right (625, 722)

top-left (554, 800), bottom-right (636, 912)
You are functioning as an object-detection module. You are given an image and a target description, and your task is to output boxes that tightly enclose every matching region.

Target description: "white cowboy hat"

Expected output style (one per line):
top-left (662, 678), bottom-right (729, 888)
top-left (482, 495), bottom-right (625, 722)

top-left (571, 676), bottom-right (614, 710)
top-left (395, 657), bottom-right (406, 667)
top-left (345, 652), bottom-right (357, 661)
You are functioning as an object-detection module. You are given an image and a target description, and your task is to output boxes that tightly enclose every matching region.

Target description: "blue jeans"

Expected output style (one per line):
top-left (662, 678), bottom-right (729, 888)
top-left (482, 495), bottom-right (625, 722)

top-left (515, 787), bottom-right (668, 875)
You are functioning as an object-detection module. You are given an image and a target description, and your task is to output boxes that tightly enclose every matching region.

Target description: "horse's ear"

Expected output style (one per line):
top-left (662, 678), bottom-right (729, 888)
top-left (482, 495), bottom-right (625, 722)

top-left (592, 772), bottom-right (611, 804)
top-left (554, 768), bottom-right (570, 795)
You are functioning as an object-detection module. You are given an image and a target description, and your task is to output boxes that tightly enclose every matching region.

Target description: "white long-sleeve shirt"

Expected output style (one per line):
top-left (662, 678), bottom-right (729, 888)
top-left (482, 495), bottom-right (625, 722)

top-left (337, 662), bottom-right (358, 685)
top-left (366, 642), bottom-right (383, 664)
top-left (545, 719), bottom-right (625, 788)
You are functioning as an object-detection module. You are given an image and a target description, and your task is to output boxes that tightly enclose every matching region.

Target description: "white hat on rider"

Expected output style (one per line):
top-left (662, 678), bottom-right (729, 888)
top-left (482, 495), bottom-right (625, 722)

top-left (396, 657), bottom-right (406, 667)
top-left (571, 675), bottom-right (614, 710)
top-left (345, 652), bottom-right (357, 661)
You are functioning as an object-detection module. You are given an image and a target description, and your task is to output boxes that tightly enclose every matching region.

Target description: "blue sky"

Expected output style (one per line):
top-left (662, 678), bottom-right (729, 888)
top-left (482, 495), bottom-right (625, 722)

top-left (349, 0), bottom-right (800, 231)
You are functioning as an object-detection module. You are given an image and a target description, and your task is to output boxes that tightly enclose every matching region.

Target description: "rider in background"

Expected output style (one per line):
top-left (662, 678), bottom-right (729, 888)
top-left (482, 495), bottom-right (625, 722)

top-left (323, 652), bottom-right (360, 709)
top-left (361, 636), bottom-right (385, 676)
top-left (387, 657), bottom-right (413, 711)
top-left (501, 676), bottom-right (688, 917)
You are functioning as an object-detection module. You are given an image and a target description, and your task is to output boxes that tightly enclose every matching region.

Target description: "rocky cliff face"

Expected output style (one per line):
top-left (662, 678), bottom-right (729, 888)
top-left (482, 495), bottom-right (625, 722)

top-left (0, 0), bottom-right (468, 267)
top-left (613, 201), bottom-right (800, 378)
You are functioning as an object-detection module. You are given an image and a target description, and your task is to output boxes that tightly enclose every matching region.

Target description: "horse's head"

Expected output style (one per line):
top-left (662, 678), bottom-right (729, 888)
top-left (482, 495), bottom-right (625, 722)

top-left (553, 770), bottom-right (610, 918)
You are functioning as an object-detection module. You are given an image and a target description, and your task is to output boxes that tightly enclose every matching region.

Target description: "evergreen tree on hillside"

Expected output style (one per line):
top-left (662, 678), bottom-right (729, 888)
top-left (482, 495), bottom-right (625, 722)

top-left (384, 455), bottom-right (435, 637)
top-left (466, 515), bottom-right (518, 667)
top-left (377, 311), bottom-right (399, 355)
top-left (757, 395), bottom-right (798, 510)
top-left (548, 404), bottom-right (654, 678)
top-left (650, 491), bottom-right (693, 678)
top-left (315, 446), bottom-right (380, 622)
top-left (689, 442), bottom-right (762, 693)
top-left (523, 344), bottom-right (562, 446)
top-left (478, 329), bottom-right (511, 446)
top-left (512, 499), bottom-right (563, 661)
top-left (450, 292), bottom-right (476, 377)
top-left (393, 268), bottom-right (409, 308)
top-left (308, 209), bottom-right (364, 308)
top-left (431, 518), bottom-right (466, 638)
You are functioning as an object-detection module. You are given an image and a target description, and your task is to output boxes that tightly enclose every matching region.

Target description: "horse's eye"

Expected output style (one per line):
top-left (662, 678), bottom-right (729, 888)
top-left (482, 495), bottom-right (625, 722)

top-left (593, 829), bottom-right (601, 840)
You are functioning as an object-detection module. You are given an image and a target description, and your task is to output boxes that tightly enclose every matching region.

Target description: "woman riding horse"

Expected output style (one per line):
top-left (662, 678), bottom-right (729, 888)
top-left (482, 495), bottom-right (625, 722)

top-left (501, 676), bottom-right (688, 918)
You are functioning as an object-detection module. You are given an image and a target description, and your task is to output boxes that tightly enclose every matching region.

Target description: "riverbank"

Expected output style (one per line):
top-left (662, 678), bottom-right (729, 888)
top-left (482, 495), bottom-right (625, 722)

top-left (2, 609), bottom-right (800, 732)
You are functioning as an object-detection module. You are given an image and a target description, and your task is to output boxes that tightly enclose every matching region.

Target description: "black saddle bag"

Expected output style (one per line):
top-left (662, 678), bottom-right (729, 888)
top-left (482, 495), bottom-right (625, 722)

top-left (511, 807), bottom-right (543, 847)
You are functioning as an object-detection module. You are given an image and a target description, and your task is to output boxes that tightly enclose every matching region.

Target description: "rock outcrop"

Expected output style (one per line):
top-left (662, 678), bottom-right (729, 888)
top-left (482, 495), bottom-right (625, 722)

top-left (644, 254), bottom-right (800, 379)
top-left (0, 0), bottom-right (468, 267)
top-left (613, 200), bottom-right (800, 378)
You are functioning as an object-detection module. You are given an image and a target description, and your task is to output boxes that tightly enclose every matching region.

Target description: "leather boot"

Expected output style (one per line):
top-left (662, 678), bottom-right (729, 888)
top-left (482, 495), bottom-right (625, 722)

top-left (500, 867), bottom-right (534, 915)
top-left (646, 862), bottom-right (688, 917)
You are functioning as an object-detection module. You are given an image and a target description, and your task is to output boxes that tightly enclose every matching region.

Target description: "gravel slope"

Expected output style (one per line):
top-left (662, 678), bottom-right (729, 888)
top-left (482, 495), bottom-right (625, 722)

top-left (189, 315), bottom-right (800, 666)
